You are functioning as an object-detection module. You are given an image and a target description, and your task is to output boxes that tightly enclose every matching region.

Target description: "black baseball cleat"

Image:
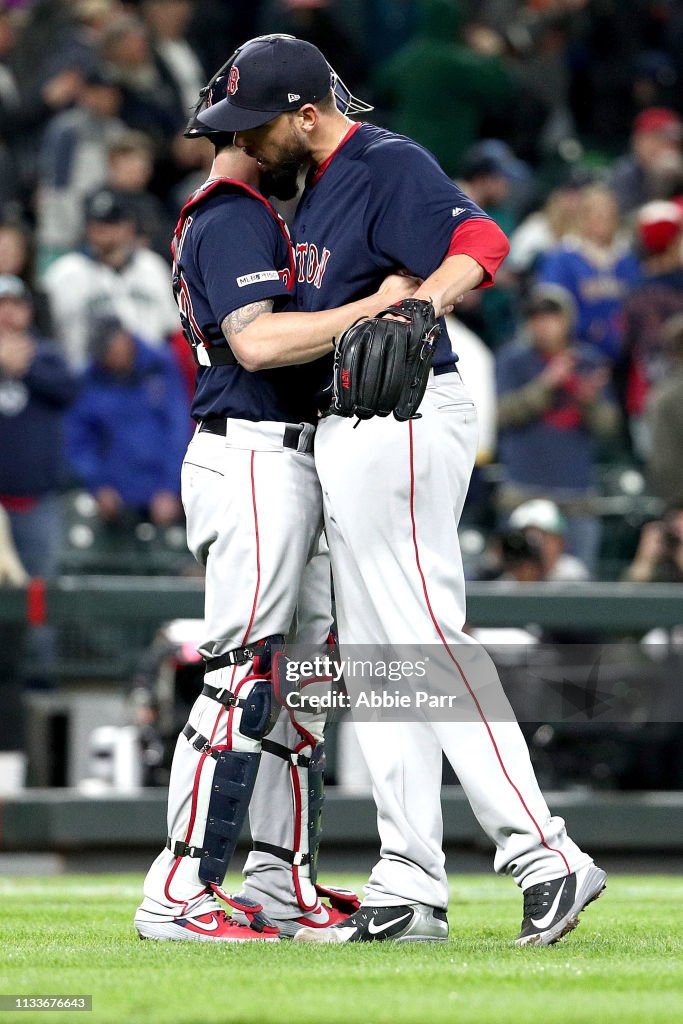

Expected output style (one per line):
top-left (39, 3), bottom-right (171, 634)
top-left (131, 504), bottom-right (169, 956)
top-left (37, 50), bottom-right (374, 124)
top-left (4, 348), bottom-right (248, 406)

top-left (515, 863), bottom-right (607, 947)
top-left (293, 902), bottom-right (448, 944)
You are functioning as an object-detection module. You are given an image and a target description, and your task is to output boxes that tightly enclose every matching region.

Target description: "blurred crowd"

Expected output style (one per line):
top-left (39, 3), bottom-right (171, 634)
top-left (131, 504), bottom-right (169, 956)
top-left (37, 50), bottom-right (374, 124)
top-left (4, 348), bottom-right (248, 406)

top-left (2, 0), bottom-right (683, 602)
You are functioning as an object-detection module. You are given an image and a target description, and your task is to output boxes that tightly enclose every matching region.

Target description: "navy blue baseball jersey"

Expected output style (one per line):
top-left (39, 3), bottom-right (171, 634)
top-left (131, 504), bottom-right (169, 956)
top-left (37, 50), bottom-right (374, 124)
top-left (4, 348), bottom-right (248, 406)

top-left (290, 123), bottom-right (504, 399)
top-left (173, 179), bottom-right (317, 424)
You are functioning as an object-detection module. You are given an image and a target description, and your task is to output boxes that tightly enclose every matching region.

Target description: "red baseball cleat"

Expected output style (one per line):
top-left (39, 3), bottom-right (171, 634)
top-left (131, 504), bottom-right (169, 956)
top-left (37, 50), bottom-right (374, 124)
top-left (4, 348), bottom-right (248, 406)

top-left (135, 907), bottom-right (279, 942)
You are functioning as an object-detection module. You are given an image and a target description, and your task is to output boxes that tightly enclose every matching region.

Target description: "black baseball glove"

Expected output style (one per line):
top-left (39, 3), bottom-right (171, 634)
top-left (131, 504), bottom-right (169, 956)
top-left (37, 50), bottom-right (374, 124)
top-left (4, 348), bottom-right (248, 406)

top-left (330, 298), bottom-right (441, 422)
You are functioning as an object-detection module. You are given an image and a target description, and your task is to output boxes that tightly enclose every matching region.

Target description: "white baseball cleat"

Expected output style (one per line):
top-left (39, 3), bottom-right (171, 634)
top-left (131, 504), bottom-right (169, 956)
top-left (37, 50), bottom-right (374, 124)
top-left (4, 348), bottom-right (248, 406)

top-left (293, 902), bottom-right (449, 943)
top-left (515, 862), bottom-right (607, 946)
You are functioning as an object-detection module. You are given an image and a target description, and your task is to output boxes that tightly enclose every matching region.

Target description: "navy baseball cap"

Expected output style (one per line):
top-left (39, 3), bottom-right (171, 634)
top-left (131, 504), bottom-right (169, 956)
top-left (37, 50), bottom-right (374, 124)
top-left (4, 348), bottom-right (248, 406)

top-left (84, 188), bottom-right (133, 223)
top-left (196, 36), bottom-right (334, 133)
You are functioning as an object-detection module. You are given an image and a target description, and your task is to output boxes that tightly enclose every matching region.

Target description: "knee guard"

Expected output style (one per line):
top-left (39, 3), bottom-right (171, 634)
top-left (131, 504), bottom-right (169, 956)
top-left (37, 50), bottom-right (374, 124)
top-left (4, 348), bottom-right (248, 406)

top-left (203, 634), bottom-right (285, 748)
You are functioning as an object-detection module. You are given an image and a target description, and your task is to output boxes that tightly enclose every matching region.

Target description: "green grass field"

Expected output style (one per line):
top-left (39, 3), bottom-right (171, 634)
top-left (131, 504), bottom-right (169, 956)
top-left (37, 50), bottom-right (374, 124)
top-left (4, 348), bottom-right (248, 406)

top-left (1, 874), bottom-right (681, 1024)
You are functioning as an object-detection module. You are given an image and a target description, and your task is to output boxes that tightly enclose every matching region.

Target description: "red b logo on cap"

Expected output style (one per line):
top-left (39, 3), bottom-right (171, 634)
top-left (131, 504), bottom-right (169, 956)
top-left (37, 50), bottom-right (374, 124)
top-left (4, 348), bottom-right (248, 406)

top-left (227, 66), bottom-right (240, 95)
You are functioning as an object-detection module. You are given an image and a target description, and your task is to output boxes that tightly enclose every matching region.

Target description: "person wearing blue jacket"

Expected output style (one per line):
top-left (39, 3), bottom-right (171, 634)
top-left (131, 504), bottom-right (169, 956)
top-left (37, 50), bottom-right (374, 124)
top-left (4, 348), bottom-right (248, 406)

top-left (65, 317), bottom-right (190, 526)
top-left (0, 274), bottom-right (78, 576)
top-left (535, 184), bottom-right (641, 362)
top-left (0, 272), bottom-right (79, 695)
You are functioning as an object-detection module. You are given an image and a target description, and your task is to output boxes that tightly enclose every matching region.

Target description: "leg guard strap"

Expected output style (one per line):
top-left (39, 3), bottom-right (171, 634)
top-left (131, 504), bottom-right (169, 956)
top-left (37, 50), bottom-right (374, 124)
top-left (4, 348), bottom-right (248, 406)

top-left (201, 681), bottom-right (245, 709)
top-left (166, 837), bottom-right (203, 858)
top-left (261, 737), bottom-right (311, 767)
top-left (204, 634), bottom-right (286, 673)
top-left (252, 840), bottom-right (311, 867)
top-left (182, 722), bottom-right (219, 758)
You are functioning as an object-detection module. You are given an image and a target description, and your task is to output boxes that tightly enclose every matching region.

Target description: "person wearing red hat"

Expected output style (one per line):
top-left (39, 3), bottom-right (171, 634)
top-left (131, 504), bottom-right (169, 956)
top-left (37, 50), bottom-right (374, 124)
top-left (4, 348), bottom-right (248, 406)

top-left (610, 106), bottom-right (683, 214)
top-left (620, 199), bottom-right (683, 455)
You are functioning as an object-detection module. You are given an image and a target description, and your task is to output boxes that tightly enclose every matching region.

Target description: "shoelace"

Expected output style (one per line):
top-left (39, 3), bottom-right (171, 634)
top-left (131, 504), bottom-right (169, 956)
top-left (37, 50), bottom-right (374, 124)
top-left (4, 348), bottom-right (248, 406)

top-left (523, 885), bottom-right (553, 918)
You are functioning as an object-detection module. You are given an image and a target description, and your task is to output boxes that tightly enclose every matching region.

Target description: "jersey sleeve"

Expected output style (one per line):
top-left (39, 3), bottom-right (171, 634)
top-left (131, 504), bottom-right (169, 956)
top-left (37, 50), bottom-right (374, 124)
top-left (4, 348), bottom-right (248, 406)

top-left (366, 141), bottom-right (492, 278)
top-left (193, 195), bottom-right (292, 326)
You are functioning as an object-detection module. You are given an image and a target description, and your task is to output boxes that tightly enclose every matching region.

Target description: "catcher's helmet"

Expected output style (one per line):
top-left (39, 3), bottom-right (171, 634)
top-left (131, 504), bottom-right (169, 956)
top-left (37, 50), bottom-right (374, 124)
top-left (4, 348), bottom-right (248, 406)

top-left (185, 33), bottom-right (372, 140)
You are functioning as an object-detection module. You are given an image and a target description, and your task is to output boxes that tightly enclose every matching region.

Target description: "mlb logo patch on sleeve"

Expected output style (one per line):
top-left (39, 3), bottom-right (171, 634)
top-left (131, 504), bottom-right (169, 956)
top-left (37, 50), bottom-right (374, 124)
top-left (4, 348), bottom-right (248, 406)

top-left (237, 270), bottom-right (281, 287)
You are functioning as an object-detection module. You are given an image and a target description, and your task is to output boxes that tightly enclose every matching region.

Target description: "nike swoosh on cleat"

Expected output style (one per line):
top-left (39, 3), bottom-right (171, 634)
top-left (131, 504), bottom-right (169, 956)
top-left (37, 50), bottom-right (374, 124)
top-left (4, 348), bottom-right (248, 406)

top-left (185, 915), bottom-right (220, 932)
top-left (367, 913), bottom-right (412, 936)
top-left (530, 881), bottom-right (567, 930)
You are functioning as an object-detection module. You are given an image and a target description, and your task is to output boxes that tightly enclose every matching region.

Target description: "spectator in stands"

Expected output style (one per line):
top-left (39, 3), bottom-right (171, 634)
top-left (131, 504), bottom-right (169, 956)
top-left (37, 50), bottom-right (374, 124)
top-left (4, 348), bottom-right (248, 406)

top-left (0, 273), bottom-right (77, 578)
top-left (0, 273), bottom-right (78, 688)
top-left (496, 283), bottom-right (620, 572)
top-left (100, 12), bottom-right (187, 142)
top-left (75, 0), bottom-right (123, 44)
top-left (535, 183), bottom-right (641, 362)
top-left (0, 5), bottom-right (22, 211)
top-left (473, 526), bottom-right (547, 584)
top-left (620, 200), bottom-right (683, 456)
top-left (168, 130), bottom-right (213, 213)
top-left (43, 186), bottom-right (179, 370)
top-left (0, 220), bottom-right (52, 335)
top-left (65, 317), bottom-right (188, 529)
top-left (4, 0), bottom-right (108, 196)
top-left (373, 0), bottom-right (513, 176)
top-left (35, 66), bottom-right (124, 270)
top-left (645, 315), bottom-right (683, 509)
top-left (460, 139), bottom-right (534, 236)
top-left (106, 131), bottom-right (172, 258)
top-left (471, 0), bottom-right (586, 164)
top-left (609, 107), bottom-right (683, 214)
top-left (141, 0), bottom-right (205, 119)
top-left (508, 498), bottom-right (590, 581)
top-left (492, 529), bottom-right (545, 584)
top-left (507, 172), bottom-right (593, 284)
top-left (458, 139), bottom-right (531, 347)
top-left (625, 506), bottom-right (683, 584)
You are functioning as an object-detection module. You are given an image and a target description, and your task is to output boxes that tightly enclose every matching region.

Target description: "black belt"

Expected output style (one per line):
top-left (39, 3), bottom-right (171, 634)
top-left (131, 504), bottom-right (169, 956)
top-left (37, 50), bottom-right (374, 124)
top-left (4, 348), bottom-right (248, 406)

top-left (198, 418), bottom-right (314, 454)
top-left (433, 363), bottom-right (459, 377)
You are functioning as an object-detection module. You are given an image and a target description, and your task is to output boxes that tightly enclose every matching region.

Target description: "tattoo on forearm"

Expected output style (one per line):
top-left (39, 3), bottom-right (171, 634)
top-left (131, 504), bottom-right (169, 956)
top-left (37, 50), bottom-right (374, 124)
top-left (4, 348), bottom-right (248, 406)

top-left (222, 300), bottom-right (273, 342)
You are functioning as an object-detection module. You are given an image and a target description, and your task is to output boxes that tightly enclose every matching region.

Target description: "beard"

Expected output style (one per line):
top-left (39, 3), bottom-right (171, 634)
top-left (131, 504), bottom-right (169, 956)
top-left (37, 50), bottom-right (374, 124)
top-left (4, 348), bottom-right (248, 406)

top-left (258, 133), bottom-right (309, 200)
top-left (259, 162), bottom-right (301, 201)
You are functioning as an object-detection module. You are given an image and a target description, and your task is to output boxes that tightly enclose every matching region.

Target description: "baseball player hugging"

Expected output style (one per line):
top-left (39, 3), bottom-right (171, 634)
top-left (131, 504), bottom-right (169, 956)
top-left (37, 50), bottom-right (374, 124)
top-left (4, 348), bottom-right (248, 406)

top-left (196, 34), bottom-right (608, 947)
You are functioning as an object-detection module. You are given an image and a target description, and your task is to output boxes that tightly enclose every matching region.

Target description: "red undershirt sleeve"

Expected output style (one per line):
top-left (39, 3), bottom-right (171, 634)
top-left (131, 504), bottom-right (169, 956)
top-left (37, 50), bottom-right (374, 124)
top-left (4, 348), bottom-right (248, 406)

top-left (447, 218), bottom-right (510, 289)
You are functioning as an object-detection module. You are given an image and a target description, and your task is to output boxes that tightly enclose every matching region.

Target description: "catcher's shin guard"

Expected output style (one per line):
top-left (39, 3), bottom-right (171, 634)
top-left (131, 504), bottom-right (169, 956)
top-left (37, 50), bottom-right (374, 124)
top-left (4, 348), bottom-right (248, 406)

top-left (307, 742), bottom-right (325, 886)
top-left (249, 708), bottom-right (326, 910)
top-left (196, 748), bottom-right (260, 886)
top-left (168, 636), bottom-right (283, 889)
